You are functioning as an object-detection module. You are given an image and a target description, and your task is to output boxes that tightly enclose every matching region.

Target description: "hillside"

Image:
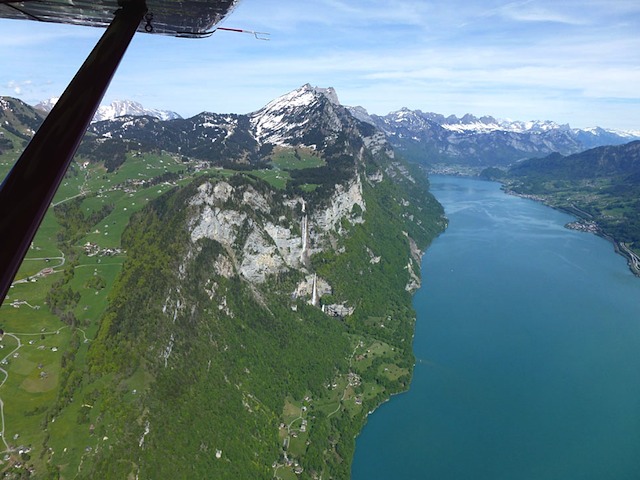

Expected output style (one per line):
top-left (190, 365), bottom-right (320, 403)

top-left (0, 86), bottom-right (445, 479)
top-left (0, 97), bottom-right (44, 158)
top-left (485, 141), bottom-right (640, 275)
top-left (508, 141), bottom-right (640, 180)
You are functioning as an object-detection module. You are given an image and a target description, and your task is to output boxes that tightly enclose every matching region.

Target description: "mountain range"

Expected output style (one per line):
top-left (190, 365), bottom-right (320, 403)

top-left (349, 106), bottom-right (640, 167)
top-left (25, 89), bottom-right (640, 169)
top-left (35, 97), bottom-right (182, 122)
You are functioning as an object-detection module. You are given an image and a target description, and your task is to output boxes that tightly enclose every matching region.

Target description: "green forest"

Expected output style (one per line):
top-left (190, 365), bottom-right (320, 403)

top-left (0, 113), bottom-right (445, 479)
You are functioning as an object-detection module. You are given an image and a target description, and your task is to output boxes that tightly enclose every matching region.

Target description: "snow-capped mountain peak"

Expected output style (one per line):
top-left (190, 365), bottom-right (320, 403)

top-left (581, 126), bottom-right (640, 139)
top-left (93, 100), bottom-right (182, 122)
top-left (348, 105), bottom-right (640, 166)
top-left (250, 84), bottom-right (343, 146)
top-left (34, 97), bottom-right (60, 113)
top-left (34, 97), bottom-right (182, 122)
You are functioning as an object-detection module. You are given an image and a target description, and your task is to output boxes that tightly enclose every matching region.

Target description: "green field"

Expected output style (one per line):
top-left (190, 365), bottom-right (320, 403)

top-left (0, 140), bottom-right (443, 478)
top-left (271, 146), bottom-right (325, 170)
top-left (247, 147), bottom-right (327, 191)
top-left (0, 152), bottom-right (227, 477)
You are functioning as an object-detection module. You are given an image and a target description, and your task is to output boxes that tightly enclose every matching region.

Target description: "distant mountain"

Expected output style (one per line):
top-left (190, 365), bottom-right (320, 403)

top-left (0, 96), bottom-right (44, 154)
top-left (491, 141), bottom-right (640, 275)
top-left (509, 140), bottom-right (640, 180)
top-left (350, 106), bottom-right (640, 167)
top-left (35, 98), bottom-right (182, 122)
top-left (572, 127), bottom-right (640, 150)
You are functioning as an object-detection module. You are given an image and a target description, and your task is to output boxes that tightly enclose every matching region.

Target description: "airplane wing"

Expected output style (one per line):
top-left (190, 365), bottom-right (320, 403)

top-left (0, 0), bottom-right (240, 38)
top-left (0, 0), bottom-right (244, 304)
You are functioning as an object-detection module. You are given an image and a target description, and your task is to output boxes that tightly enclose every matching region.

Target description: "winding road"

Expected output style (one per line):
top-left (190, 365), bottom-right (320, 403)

top-left (0, 326), bottom-right (88, 454)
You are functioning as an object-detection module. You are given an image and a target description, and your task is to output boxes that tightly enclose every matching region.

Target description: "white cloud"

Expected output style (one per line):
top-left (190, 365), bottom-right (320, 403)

top-left (7, 81), bottom-right (20, 95)
top-left (494, 1), bottom-right (587, 25)
top-left (0, 0), bottom-right (638, 130)
top-left (5, 79), bottom-right (36, 96)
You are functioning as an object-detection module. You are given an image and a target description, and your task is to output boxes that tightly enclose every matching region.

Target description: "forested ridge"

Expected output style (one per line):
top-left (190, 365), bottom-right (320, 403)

top-left (72, 159), bottom-right (444, 478)
top-left (0, 89), bottom-right (445, 479)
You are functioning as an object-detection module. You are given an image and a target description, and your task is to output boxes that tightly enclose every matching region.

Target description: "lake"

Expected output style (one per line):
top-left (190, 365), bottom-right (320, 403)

top-left (352, 175), bottom-right (640, 480)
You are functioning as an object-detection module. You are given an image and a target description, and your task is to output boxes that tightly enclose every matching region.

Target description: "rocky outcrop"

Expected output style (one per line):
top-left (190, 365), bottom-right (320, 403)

top-left (186, 173), bottom-right (370, 286)
top-left (293, 274), bottom-right (332, 302)
top-left (312, 176), bottom-right (366, 234)
top-left (239, 226), bottom-right (287, 283)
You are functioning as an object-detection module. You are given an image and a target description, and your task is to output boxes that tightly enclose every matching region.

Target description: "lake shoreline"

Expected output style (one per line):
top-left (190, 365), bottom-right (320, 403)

top-left (504, 186), bottom-right (640, 277)
top-left (352, 175), bottom-right (640, 479)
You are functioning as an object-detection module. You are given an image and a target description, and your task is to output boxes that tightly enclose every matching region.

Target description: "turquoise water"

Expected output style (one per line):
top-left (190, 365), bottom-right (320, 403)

top-left (352, 175), bottom-right (640, 480)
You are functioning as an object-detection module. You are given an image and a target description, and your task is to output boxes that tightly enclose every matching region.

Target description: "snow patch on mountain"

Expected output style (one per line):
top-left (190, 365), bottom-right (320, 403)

top-left (35, 97), bottom-right (182, 122)
top-left (250, 85), bottom-right (319, 145)
top-left (442, 118), bottom-right (566, 134)
top-left (582, 126), bottom-right (640, 139)
top-left (94, 100), bottom-right (182, 122)
top-left (34, 97), bottom-right (59, 113)
top-left (350, 105), bottom-right (640, 165)
top-left (250, 84), bottom-right (341, 146)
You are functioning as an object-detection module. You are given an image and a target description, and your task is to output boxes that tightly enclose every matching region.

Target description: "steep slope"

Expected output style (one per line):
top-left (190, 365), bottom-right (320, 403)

top-left (0, 86), bottom-right (445, 478)
top-left (251, 84), bottom-right (355, 148)
top-left (0, 96), bottom-right (44, 157)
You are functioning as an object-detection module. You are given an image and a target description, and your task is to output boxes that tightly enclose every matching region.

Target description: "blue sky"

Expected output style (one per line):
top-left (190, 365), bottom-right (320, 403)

top-left (1, 0), bottom-right (639, 130)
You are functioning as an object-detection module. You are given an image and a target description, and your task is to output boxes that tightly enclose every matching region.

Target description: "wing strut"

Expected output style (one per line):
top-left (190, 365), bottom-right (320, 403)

top-left (0, 0), bottom-right (148, 304)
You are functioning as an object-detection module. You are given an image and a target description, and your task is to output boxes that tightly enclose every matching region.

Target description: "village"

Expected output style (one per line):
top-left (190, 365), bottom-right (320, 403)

top-left (83, 242), bottom-right (124, 257)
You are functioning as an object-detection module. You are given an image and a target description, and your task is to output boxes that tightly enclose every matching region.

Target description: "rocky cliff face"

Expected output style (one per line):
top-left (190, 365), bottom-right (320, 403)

top-left (184, 171), bottom-right (369, 304)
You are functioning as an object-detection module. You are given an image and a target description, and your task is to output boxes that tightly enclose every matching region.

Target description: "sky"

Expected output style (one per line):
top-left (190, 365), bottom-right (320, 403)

top-left (1, 0), bottom-right (639, 131)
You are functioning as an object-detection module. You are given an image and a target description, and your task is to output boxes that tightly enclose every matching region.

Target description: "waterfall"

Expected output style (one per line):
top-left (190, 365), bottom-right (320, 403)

top-left (311, 273), bottom-right (319, 306)
top-left (301, 214), bottom-right (308, 258)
